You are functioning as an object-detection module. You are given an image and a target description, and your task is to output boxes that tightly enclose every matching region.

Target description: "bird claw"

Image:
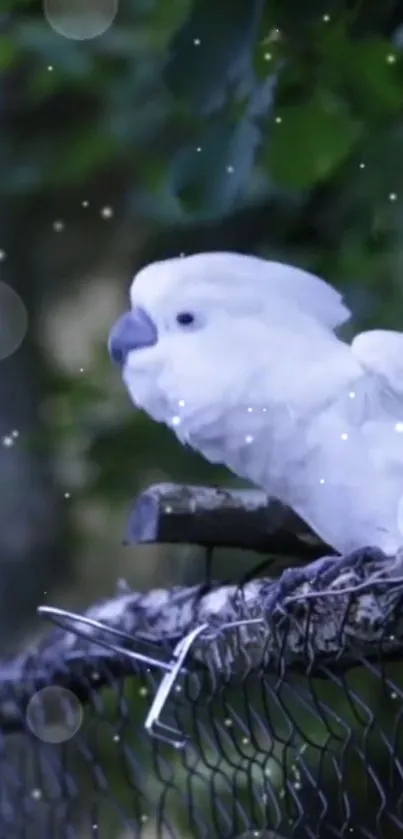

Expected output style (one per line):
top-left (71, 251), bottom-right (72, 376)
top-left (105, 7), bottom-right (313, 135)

top-left (272, 546), bottom-right (388, 609)
top-left (313, 546), bottom-right (387, 587)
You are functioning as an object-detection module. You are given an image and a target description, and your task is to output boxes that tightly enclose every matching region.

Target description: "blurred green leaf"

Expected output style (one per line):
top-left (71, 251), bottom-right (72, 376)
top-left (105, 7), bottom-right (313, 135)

top-left (265, 90), bottom-right (362, 189)
top-left (164, 0), bottom-right (265, 113)
top-left (319, 26), bottom-right (403, 118)
top-left (254, 40), bottom-right (284, 82)
top-left (260, 0), bottom-right (346, 32)
top-left (322, 125), bottom-right (403, 230)
top-left (170, 117), bottom-right (261, 218)
top-left (0, 35), bottom-right (18, 69)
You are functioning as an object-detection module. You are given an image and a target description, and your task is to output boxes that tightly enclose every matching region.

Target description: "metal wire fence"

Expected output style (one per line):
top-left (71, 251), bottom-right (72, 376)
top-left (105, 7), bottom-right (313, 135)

top-left (1, 544), bottom-right (403, 839)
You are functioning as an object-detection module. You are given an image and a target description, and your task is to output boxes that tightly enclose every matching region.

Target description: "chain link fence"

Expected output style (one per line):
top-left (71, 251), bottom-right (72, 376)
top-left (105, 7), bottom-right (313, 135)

top-left (1, 485), bottom-right (403, 839)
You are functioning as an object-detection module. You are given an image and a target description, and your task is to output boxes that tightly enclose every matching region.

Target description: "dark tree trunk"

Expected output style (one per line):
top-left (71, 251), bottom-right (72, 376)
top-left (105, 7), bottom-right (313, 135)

top-left (0, 202), bottom-right (70, 653)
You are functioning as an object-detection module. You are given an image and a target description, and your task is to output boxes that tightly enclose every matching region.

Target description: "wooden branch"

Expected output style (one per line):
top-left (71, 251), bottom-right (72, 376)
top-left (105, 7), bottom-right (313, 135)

top-left (126, 482), bottom-right (334, 560)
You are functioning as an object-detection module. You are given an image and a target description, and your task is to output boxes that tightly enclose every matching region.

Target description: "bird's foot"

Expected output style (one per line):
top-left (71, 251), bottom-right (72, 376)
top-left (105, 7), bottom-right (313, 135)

top-left (271, 546), bottom-right (387, 609)
top-left (309, 545), bottom-right (387, 587)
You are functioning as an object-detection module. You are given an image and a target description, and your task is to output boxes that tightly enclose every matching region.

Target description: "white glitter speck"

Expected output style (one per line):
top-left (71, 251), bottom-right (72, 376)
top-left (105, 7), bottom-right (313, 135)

top-left (348, 391), bottom-right (355, 398)
top-left (53, 220), bottom-right (64, 232)
top-left (2, 436), bottom-right (13, 447)
top-left (319, 478), bottom-right (325, 485)
top-left (178, 399), bottom-right (185, 407)
top-left (389, 192), bottom-right (398, 201)
top-left (171, 415), bottom-right (181, 427)
top-left (0, 250), bottom-right (5, 260)
top-left (395, 422), bottom-right (403, 433)
top-left (247, 407), bottom-right (253, 412)
top-left (341, 433), bottom-right (348, 441)
top-left (245, 435), bottom-right (254, 444)
top-left (226, 166), bottom-right (234, 173)
top-left (101, 206), bottom-right (114, 218)
top-left (386, 53), bottom-right (396, 63)
top-left (275, 116), bottom-right (282, 123)
top-left (193, 38), bottom-right (201, 46)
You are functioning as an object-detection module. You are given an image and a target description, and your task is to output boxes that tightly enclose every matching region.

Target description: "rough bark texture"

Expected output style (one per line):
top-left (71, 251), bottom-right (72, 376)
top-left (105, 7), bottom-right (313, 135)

top-left (126, 482), bottom-right (333, 560)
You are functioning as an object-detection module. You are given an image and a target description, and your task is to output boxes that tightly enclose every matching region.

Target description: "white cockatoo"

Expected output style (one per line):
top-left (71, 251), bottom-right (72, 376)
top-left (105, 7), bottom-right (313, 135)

top-left (108, 251), bottom-right (403, 559)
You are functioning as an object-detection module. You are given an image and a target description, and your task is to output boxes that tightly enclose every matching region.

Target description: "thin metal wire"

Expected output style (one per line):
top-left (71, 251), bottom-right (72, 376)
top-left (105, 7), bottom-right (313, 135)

top-left (144, 624), bottom-right (209, 748)
top-left (39, 606), bottom-right (268, 749)
top-left (286, 574), bottom-right (403, 603)
top-left (2, 575), bottom-right (403, 838)
top-left (38, 605), bottom-right (176, 673)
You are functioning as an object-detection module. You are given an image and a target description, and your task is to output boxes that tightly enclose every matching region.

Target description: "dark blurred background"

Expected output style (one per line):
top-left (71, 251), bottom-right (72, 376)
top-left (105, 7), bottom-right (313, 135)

top-left (2, 0), bottom-right (403, 649)
top-left (2, 1), bottom-right (403, 836)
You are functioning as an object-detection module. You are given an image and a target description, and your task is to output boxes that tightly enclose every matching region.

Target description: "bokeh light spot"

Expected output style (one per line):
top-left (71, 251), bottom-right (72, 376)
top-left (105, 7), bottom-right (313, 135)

top-left (44, 0), bottom-right (118, 41)
top-left (26, 686), bottom-right (83, 744)
top-left (0, 281), bottom-right (28, 361)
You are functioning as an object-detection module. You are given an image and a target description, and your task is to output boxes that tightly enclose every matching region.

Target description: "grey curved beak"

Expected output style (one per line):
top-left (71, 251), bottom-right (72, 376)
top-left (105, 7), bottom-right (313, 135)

top-left (108, 308), bottom-right (158, 366)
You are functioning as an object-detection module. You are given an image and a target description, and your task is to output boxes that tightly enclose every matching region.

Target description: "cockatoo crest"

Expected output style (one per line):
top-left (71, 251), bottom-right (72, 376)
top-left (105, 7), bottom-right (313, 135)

top-left (119, 252), bottom-right (353, 445)
top-left (131, 252), bottom-right (351, 330)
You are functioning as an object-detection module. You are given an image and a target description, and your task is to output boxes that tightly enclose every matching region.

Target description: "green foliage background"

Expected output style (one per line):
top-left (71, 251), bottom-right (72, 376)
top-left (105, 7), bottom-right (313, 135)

top-left (2, 0), bottom-right (403, 835)
top-left (5, 0), bottom-right (403, 501)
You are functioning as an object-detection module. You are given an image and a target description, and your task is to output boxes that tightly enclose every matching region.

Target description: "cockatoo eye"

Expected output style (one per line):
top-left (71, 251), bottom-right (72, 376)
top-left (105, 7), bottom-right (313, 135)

top-left (176, 311), bottom-right (195, 326)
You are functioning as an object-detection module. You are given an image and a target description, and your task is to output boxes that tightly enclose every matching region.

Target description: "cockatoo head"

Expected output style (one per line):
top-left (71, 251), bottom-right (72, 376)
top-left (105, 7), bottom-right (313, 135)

top-left (108, 252), bottom-right (350, 440)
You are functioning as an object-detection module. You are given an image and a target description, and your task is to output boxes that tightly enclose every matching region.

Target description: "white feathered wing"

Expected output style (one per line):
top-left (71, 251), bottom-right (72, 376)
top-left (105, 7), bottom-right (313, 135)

top-left (296, 328), bottom-right (403, 555)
